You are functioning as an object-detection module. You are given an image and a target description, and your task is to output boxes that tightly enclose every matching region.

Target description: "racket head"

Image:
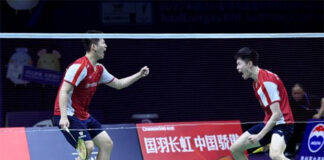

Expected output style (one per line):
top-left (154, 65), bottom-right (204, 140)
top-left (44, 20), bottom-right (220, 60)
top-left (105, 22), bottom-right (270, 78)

top-left (76, 138), bottom-right (87, 160)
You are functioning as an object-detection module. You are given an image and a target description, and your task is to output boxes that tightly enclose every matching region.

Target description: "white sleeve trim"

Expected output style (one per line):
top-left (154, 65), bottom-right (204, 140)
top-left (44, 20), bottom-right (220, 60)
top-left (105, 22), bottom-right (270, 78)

top-left (66, 89), bottom-right (75, 116)
top-left (257, 88), bottom-right (269, 107)
top-left (99, 65), bottom-right (114, 84)
top-left (264, 81), bottom-right (280, 102)
top-left (64, 64), bottom-right (87, 86)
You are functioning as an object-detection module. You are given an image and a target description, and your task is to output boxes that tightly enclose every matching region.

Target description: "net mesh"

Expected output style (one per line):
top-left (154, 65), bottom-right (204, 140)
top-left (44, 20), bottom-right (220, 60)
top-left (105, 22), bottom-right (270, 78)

top-left (0, 34), bottom-right (323, 160)
top-left (1, 37), bottom-right (323, 125)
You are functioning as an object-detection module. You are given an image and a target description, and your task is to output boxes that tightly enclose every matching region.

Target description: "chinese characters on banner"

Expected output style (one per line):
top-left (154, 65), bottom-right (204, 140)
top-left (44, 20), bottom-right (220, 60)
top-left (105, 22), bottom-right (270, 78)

top-left (137, 120), bottom-right (245, 160)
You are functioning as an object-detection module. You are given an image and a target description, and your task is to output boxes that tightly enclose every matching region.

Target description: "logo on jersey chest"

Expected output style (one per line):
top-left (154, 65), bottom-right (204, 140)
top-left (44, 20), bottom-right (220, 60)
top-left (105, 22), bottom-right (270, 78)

top-left (85, 82), bottom-right (98, 88)
top-left (84, 69), bottom-right (100, 88)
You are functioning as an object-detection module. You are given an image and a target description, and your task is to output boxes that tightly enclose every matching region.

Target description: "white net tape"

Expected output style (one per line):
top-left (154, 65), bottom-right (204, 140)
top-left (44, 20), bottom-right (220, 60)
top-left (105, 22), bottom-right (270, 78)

top-left (0, 32), bottom-right (324, 39)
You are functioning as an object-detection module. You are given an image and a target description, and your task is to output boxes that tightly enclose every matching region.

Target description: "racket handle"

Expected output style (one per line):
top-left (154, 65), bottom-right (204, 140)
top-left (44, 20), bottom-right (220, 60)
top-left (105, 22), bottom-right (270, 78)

top-left (64, 127), bottom-right (77, 143)
top-left (64, 127), bottom-right (71, 133)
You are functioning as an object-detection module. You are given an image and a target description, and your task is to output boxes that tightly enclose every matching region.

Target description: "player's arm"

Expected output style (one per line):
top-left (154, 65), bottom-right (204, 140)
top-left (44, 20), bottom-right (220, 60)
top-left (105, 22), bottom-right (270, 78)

top-left (257, 102), bottom-right (281, 139)
top-left (59, 82), bottom-right (74, 129)
top-left (248, 102), bottom-right (281, 143)
top-left (313, 97), bottom-right (324, 119)
top-left (106, 66), bottom-right (149, 90)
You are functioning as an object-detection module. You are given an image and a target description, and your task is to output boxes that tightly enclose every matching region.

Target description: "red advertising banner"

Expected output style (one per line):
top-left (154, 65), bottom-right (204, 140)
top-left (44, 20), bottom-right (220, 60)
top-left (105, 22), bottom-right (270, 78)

top-left (137, 121), bottom-right (244, 160)
top-left (0, 127), bottom-right (30, 160)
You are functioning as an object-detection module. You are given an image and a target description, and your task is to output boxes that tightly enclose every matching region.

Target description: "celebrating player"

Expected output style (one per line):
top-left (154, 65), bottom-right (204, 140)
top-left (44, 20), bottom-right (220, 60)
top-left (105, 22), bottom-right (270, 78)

top-left (230, 47), bottom-right (294, 160)
top-left (52, 30), bottom-right (149, 160)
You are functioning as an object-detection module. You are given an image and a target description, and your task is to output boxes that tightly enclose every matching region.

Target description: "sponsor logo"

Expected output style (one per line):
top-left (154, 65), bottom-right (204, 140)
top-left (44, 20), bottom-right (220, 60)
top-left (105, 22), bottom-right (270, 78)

top-left (142, 126), bottom-right (175, 132)
top-left (85, 82), bottom-right (97, 88)
top-left (308, 124), bottom-right (324, 153)
top-left (78, 131), bottom-right (87, 139)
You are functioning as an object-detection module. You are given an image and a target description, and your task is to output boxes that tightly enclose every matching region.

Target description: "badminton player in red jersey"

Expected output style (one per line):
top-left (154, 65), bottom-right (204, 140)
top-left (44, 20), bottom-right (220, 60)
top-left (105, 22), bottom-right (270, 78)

top-left (53, 30), bottom-right (149, 160)
top-left (230, 47), bottom-right (294, 160)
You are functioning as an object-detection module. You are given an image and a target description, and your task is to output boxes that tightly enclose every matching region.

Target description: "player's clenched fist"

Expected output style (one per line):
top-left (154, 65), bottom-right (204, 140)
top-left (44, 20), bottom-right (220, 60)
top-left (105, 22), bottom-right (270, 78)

top-left (140, 66), bottom-right (149, 77)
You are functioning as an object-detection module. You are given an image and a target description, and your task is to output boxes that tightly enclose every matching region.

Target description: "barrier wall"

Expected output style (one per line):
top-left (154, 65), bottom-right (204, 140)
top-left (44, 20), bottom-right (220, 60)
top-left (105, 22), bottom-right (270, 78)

top-left (0, 127), bottom-right (30, 160)
top-left (0, 121), bottom-right (243, 160)
top-left (137, 121), bottom-right (244, 160)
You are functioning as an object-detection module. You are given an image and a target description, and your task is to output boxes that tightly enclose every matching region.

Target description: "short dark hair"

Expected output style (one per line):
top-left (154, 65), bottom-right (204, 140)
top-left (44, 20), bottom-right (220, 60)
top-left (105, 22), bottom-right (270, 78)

top-left (293, 83), bottom-right (305, 90)
top-left (234, 47), bottom-right (259, 66)
top-left (82, 30), bottom-right (103, 52)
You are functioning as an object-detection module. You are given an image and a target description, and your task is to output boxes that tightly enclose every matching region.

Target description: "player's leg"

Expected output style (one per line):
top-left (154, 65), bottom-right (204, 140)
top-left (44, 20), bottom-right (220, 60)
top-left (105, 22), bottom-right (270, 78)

top-left (268, 124), bottom-right (294, 160)
top-left (66, 117), bottom-right (95, 159)
top-left (230, 131), bottom-right (261, 160)
top-left (93, 131), bottom-right (114, 160)
top-left (84, 140), bottom-right (95, 158)
top-left (231, 123), bottom-right (271, 160)
top-left (269, 133), bottom-right (289, 160)
top-left (86, 116), bottom-right (113, 160)
top-left (53, 116), bottom-right (94, 159)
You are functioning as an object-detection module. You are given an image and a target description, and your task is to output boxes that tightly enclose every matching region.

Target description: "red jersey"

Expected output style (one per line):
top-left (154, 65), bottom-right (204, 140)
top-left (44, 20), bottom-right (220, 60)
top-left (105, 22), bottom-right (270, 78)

top-left (253, 69), bottom-right (294, 124)
top-left (54, 56), bottom-right (114, 120)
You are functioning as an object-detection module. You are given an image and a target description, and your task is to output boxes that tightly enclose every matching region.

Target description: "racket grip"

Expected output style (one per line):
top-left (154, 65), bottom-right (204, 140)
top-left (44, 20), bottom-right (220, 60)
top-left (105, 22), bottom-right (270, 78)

top-left (64, 127), bottom-right (77, 143)
top-left (64, 127), bottom-right (70, 133)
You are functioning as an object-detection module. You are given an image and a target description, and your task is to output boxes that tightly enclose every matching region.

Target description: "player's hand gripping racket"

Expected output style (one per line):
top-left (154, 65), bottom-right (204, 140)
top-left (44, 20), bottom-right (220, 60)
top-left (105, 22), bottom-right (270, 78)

top-left (64, 128), bottom-right (88, 160)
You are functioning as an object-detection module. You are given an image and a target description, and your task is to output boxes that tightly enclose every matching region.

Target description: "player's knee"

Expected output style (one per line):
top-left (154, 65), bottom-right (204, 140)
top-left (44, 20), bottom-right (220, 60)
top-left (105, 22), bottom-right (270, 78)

top-left (230, 142), bottom-right (241, 153)
top-left (230, 145), bottom-right (236, 153)
top-left (85, 142), bottom-right (95, 153)
top-left (106, 138), bottom-right (113, 148)
top-left (100, 138), bottom-right (114, 150)
top-left (108, 139), bottom-right (114, 148)
top-left (269, 149), bottom-right (282, 160)
top-left (269, 154), bottom-right (282, 160)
